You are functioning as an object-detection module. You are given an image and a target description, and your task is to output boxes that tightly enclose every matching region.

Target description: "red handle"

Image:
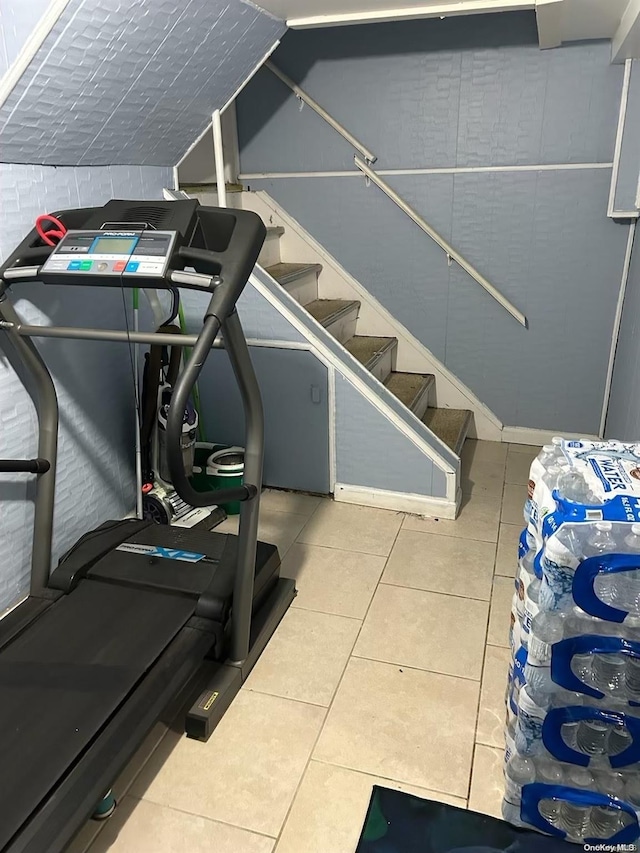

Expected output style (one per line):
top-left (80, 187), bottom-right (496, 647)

top-left (35, 214), bottom-right (67, 247)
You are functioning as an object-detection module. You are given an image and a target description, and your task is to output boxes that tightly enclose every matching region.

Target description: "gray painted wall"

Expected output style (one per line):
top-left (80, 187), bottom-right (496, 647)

top-left (236, 13), bottom-right (629, 434)
top-left (606, 231), bottom-right (640, 440)
top-left (195, 347), bottom-right (330, 494)
top-left (0, 163), bottom-right (172, 612)
top-left (612, 60), bottom-right (640, 215)
top-left (0, 0), bottom-right (285, 167)
top-left (335, 374), bottom-right (446, 497)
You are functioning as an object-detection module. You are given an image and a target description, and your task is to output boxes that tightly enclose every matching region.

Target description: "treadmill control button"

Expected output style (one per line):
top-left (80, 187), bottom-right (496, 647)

top-left (114, 261), bottom-right (126, 272)
top-left (97, 262), bottom-right (108, 272)
top-left (126, 261), bottom-right (140, 273)
top-left (80, 261), bottom-right (92, 271)
top-left (68, 261), bottom-right (81, 270)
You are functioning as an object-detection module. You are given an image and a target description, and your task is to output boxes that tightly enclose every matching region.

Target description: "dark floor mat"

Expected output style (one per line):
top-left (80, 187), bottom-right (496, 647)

top-left (356, 787), bottom-right (575, 852)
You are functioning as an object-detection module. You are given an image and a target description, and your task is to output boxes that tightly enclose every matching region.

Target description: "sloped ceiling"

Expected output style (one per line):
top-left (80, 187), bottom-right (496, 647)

top-left (0, 0), bottom-right (285, 167)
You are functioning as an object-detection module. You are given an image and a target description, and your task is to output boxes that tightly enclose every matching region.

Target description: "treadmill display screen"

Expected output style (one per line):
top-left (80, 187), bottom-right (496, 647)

top-left (91, 236), bottom-right (139, 255)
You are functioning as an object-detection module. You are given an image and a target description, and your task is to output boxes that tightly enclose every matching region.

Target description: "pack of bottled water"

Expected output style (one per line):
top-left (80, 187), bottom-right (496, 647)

top-left (502, 438), bottom-right (640, 845)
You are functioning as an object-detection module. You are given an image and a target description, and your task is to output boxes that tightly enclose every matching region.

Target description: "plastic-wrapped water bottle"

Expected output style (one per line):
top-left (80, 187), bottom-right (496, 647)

top-left (502, 754), bottom-right (536, 828)
top-left (525, 444), bottom-right (562, 524)
top-left (566, 607), bottom-right (607, 689)
top-left (576, 717), bottom-right (610, 758)
top-left (516, 549), bottom-right (537, 621)
top-left (535, 757), bottom-right (564, 826)
top-left (515, 685), bottom-right (548, 756)
top-left (589, 803), bottom-right (628, 840)
top-left (523, 578), bottom-right (541, 637)
top-left (559, 767), bottom-right (594, 841)
top-left (586, 523), bottom-right (619, 607)
top-left (612, 524), bottom-right (640, 616)
top-left (607, 720), bottom-right (632, 757)
top-left (625, 655), bottom-right (640, 704)
top-left (505, 717), bottom-right (517, 764)
top-left (528, 611), bottom-right (564, 665)
top-left (592, 652), bottom-right (627, 700)
top-left (540, 526), bottom-right (583, 612)
top-left (554, 690), bottom-right (584, 750)
top-left (557, 469), bottom-right (600, 505)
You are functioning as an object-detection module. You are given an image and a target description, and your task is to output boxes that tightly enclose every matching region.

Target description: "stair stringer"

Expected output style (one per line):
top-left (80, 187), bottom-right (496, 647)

top-left (249, 265), bottom-right (461, 518)
top-left (241, 189), bottom-right (503, 441)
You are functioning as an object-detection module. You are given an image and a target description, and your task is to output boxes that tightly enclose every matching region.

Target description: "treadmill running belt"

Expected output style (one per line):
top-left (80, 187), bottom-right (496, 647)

top-left (0, 580), bottom-right (196, 851)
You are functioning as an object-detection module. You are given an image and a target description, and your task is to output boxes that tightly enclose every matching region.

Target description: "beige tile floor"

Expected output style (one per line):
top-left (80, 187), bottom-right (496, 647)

top-left (86, 440), bottom-right (537, 853)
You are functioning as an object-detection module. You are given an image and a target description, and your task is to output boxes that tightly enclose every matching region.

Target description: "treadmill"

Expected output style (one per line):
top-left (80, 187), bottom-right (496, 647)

top-left (0, 199), bottom-right (295, 853)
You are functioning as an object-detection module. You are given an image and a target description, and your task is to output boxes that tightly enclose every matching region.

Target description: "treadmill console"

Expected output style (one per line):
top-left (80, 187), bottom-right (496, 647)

top-left (41, 229), bottom-right (177, 281)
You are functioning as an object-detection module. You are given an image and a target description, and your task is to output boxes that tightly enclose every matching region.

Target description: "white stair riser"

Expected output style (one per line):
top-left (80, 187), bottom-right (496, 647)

top-left (324, 305), bottom-right (359, 344)
top-left (281, 269), bottom-right (318, 306)
top-left (410, 380), bottom-right (433, 421)
top-left (369, 344), bottom-right (396, 384)
top-left (258, 233), bottom-right (282, 267)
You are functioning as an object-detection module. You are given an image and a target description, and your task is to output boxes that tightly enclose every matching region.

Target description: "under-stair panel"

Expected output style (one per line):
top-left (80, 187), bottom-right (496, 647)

top-left (334, 374), bottom-right (448, 499)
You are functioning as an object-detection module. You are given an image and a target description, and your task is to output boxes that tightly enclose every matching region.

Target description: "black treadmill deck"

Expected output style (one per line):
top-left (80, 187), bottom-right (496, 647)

top-left (0, 580), bottom-right (196, 851)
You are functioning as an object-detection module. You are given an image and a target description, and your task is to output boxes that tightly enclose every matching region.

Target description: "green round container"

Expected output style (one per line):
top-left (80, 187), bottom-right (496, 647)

top-left (207, 446), bottom-right (245, 516)
top-left (189, 443), bottom-right (245, 515)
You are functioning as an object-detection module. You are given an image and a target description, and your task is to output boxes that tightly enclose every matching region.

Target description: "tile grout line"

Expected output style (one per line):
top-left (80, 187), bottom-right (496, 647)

top-left (272, 516), bottom-right (406, 848)
top-left (467, 471), bottom-right (509, 804)
top-left (310, 756), bottom-right (468, 806)
top-left (122, 793), bottom-right (279, 843)
top-left (349, 653), bottom-right (484, 684)
top-left (377, 580), bottom-right (493, 604)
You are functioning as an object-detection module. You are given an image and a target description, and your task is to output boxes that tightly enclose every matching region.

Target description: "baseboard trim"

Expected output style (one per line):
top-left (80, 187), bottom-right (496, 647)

top-left (502, 426), bottom-right (601, 446)
top-left (334, 483), bottom-right (459, 519)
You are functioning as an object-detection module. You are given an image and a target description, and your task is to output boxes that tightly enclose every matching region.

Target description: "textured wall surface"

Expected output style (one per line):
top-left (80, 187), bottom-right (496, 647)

top-left (606, 233), bottom-right (640, 441)
top-left (0, 0), bottom-right (53, 76)
top-left (239, 13), bottom-right (621, 174)
top-left (0, 163), bottom-right (172, 611)
top-left (237, 12), bottom-right (628, 433)
top-left (613, 60), bottom-right (640, 215)
top-left (0, 0), bottom-right (285, 167)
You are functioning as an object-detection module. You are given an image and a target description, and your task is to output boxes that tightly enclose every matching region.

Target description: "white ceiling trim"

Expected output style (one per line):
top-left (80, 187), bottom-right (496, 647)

top-left (286, 0), bottom-right (534, 29)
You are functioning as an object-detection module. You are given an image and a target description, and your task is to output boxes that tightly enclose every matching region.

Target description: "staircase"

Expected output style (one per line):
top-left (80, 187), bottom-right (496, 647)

top-left (260, 227), bottom-right (472, 455)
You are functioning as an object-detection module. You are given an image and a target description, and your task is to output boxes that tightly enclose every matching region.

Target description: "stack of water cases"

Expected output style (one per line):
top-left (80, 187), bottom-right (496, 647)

top-left (503, 438), bottom-right (640, 845)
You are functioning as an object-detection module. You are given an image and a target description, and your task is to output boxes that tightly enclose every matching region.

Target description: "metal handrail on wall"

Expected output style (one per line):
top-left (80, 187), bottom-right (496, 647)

top-left (354, 157), bottom-right (528, 327)
top-left (263, 60), bottom-right (528, 328)
top-left (264, 61), bottom-right (377, 165)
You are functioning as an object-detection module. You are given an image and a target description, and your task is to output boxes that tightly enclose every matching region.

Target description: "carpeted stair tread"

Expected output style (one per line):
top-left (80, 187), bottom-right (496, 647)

top-left (265, 262), bottom-right (322, 285)
top-left (344, 335), bottom-right (396, 368)
top-left (305, 299), bottom-right (360, 325)
top-left (384, 372), bottom-right (434, 410)
top-left (422, 407), bottom-right (472, 455)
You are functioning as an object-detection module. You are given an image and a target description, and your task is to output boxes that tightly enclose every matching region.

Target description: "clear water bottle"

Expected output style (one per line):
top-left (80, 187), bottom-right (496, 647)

top-left (515, 685), bottom-right (548, 756)
top-left (576, 717), bottom-right (610, 758)
top-left (528, 611), bottom-right (564, 665)
top-left (516, 549), bottom-right (537, 621)
top-left (589, 804), bottom-right (627, 840)
top-left (624, 775), bottom-right (640, 811)
top-left (523, 578), bottom-right (541, 637)
top-left (536, 757), bottom-right (564, 826)
top-left (554, 690), bottom-right (584, 750)
top-left (540, 526), bottom-right (583, 611)
top-left (524, 659), bottom-right (556, 698)
top-left (586, 523), bottom-right (620, 607)
top-left (526, 445), bottom-right (562, 523)
top-left (505, 717), bottom-right (517, 764)
top-left (557, 470), bottom-right (599, 505)
top-left (559, 767), bottom-right (594, 842)
top-left (592, 643), bottom-right (627, 701)
top-left (613, 524), bottom-right (640, 616)
top-left (625, 655), bottom-right (640, 703)
top-left (502, 754), bottom-right (536, 828)
top-left (607, 720), bottom-right (632, 757)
